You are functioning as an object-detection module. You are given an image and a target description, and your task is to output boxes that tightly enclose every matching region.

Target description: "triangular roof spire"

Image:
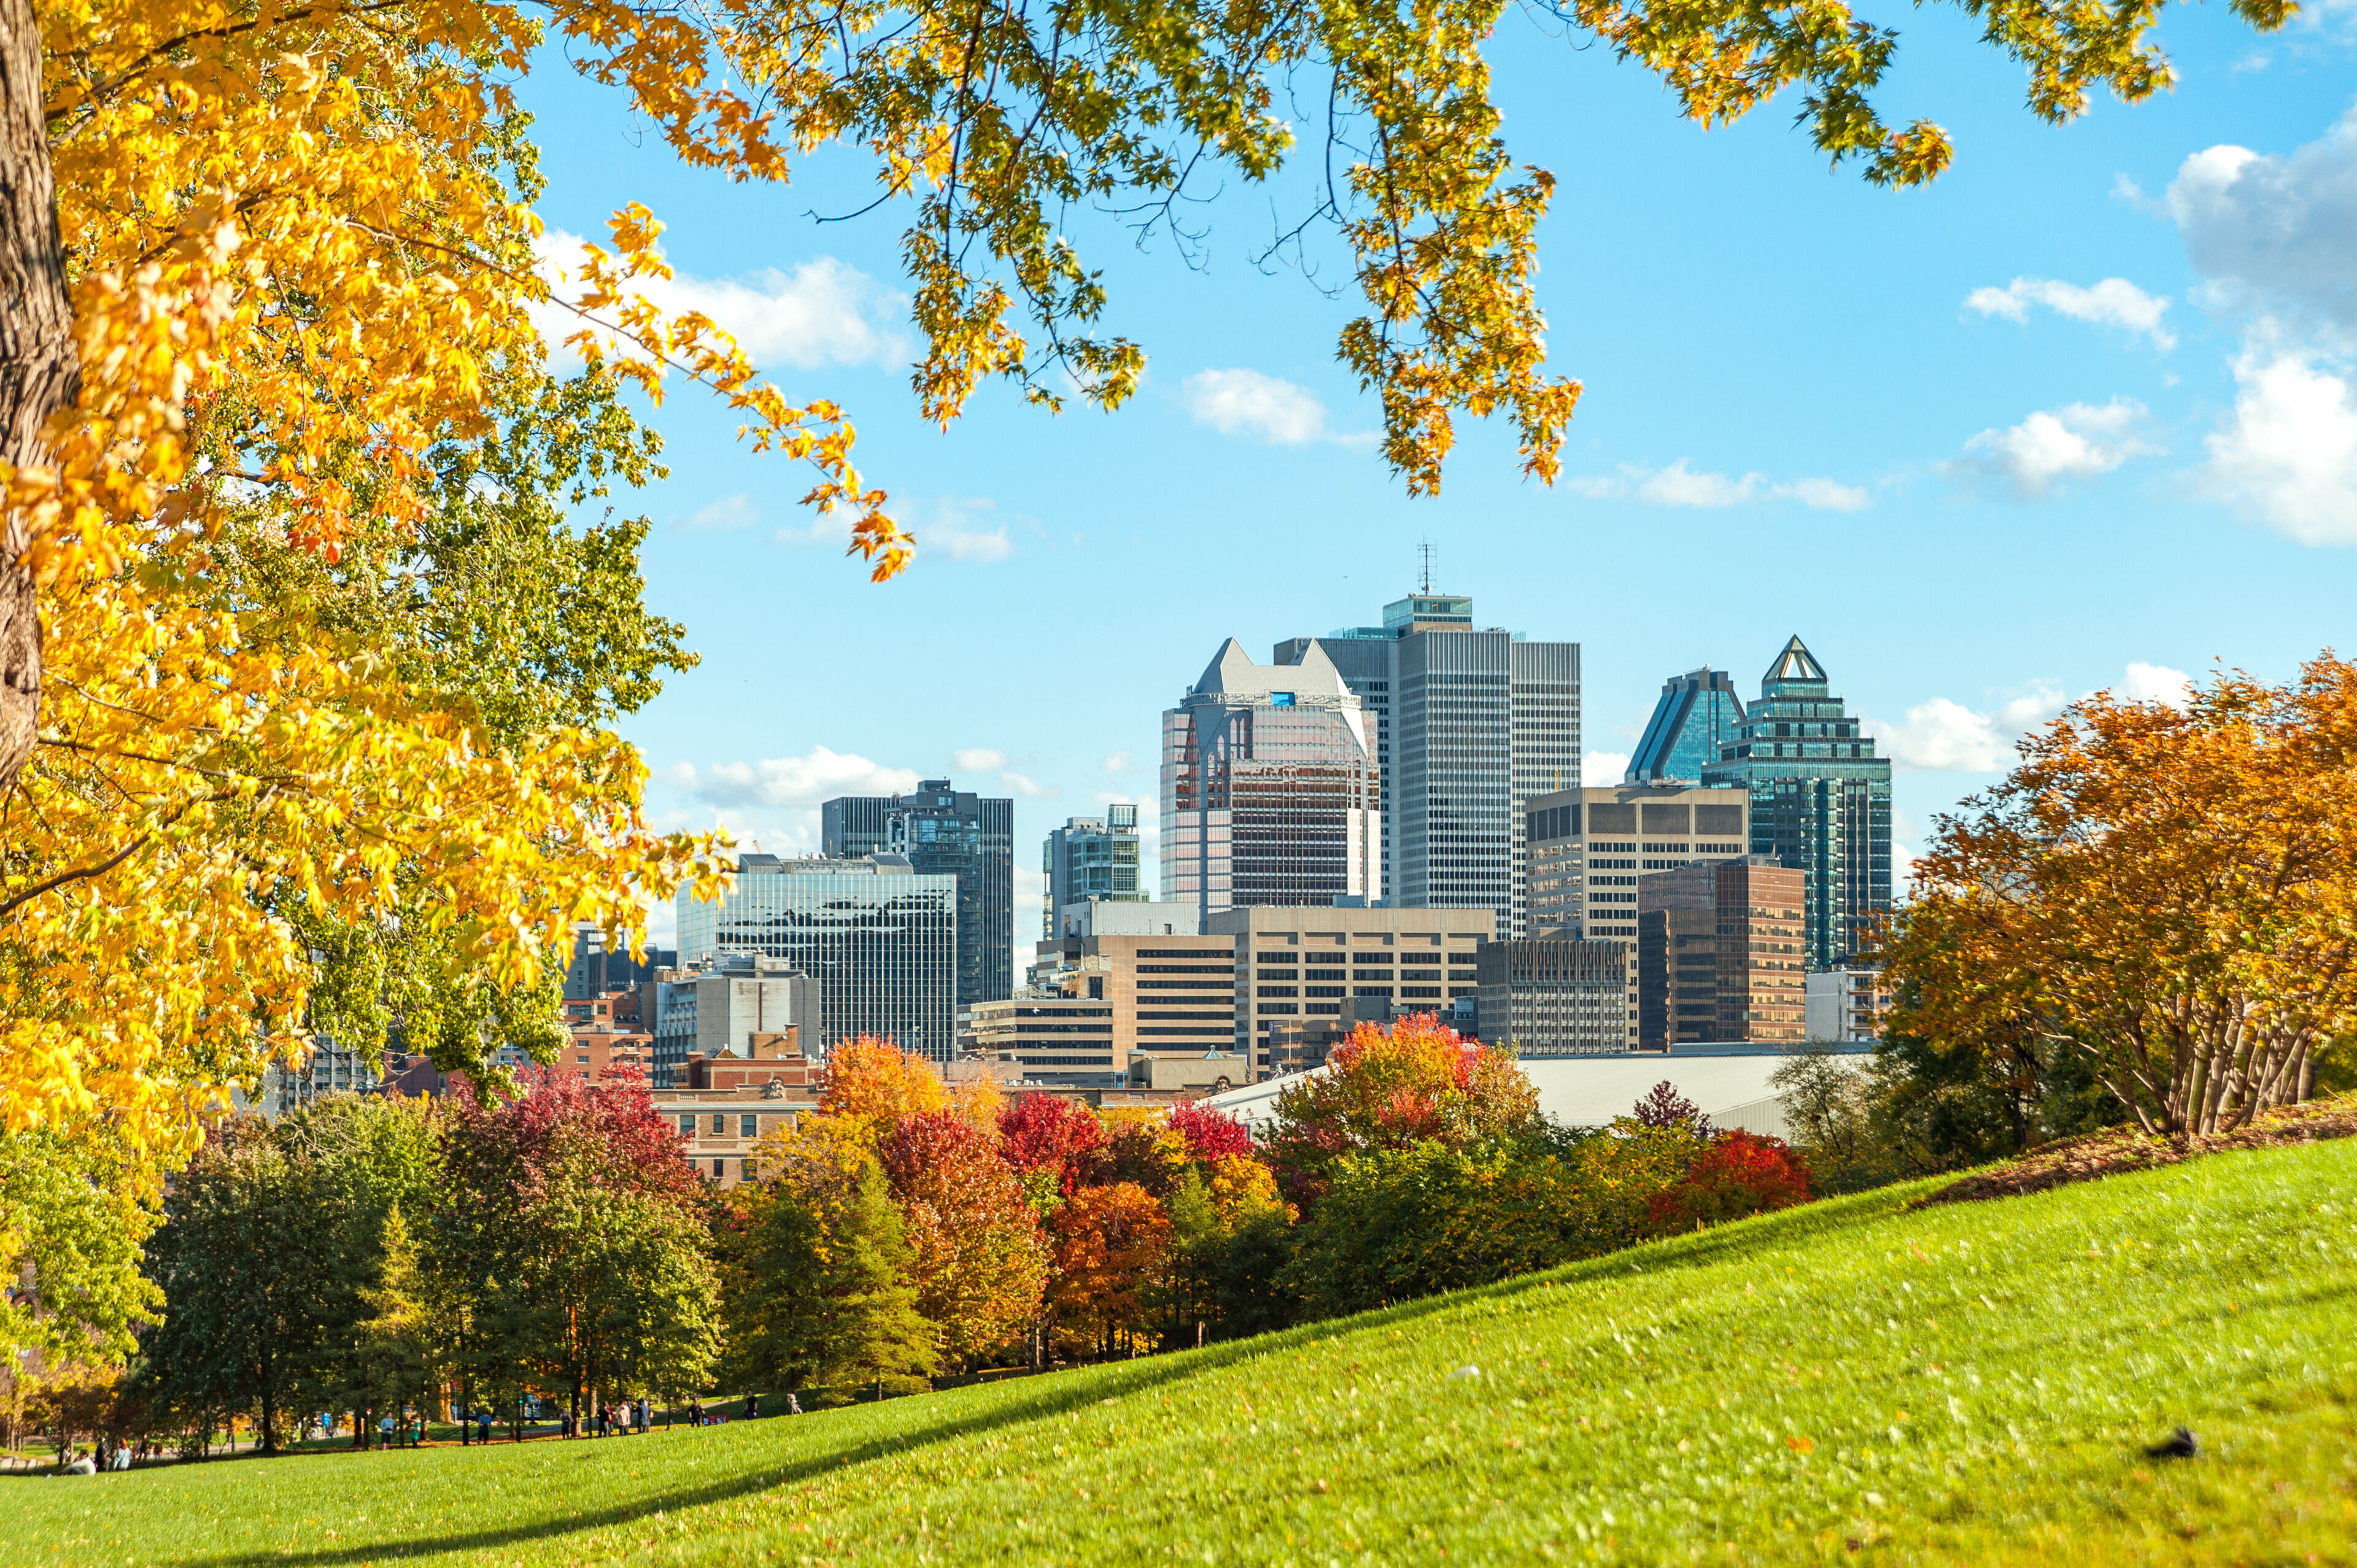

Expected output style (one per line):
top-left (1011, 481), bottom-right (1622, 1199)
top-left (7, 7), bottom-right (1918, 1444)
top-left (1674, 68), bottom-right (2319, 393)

top-left (1763, 635), bottom-right (1827, 687)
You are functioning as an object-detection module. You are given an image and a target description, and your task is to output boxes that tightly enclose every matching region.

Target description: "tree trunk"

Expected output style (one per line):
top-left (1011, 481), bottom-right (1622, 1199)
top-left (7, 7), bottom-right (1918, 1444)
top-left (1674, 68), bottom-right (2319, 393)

top-left (0, 0), bottom-right (76, 795)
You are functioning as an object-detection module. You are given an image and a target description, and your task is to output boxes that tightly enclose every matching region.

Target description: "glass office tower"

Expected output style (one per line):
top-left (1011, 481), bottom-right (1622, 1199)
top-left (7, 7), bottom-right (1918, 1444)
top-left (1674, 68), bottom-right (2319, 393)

top-left (1042, 805), bottom-right (1145, 936)
top-left (822, 778), bottom-right (1012, 1007)
top-left (1626, 668), bottom-right (1745, 786)
top-left (1162, 639), bottom-right (1380, 917)
top-left (675, 852), bottom-right (960, 1060)
top-left (1276, 590), bottom-right (1579, 938)
top-left (1702, 636), bottom-right (1893, 969)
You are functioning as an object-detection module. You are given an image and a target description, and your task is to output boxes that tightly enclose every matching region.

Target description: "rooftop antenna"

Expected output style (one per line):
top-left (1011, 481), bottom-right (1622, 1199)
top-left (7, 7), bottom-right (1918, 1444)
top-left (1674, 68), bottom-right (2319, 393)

top-left (1418, 538), bottom-right (1434, 594)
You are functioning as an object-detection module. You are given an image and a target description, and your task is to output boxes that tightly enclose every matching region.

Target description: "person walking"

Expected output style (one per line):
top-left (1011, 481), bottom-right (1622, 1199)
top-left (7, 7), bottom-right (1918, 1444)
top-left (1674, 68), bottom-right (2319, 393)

top-left (379, 1412), bottom-right (395, 1450)
top-left (745, 1393), bottom-right (759, 1420)
top-left (478, 1409), bottom-right (492, 1445)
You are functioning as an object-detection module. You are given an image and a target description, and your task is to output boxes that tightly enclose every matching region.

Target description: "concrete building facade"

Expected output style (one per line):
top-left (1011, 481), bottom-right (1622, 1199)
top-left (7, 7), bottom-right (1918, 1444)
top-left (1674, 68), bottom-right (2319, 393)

top-left (644, 949), bottom-right (823, 1087)
top-left (1805, 968), bottom-right (1891, 1043)
top-left (1207, 904), bottom-right (1493, 1070)
top-left (1473, 937), bottom-right (1636, 1055)
top-left (1524, 783), bottom-right (1752, 942)
top-left (970, 929), bottom-right (1239, 1087)
top-left (1635, 859), bottom-right (1807, 1050)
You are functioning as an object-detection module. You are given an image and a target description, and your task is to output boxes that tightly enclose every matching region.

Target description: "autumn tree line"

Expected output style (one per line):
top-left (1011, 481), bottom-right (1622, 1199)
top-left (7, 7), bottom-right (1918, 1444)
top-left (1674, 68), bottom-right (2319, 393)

top-left (10, 1022), bottom-right (1816, 1459)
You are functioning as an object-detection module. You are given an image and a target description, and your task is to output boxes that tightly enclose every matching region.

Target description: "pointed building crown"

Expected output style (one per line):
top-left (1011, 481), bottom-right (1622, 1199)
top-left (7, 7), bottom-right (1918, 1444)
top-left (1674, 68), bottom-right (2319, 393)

top-left (1762, 635), bottom-right (1828, 693)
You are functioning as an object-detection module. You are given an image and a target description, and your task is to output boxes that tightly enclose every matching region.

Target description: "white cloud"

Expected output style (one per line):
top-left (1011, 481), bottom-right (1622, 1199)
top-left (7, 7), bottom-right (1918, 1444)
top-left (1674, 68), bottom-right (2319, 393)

top-left (2167, 123), bottom-right (2357, 336)
top-left (1870, 664), bottom-right (2194, 774)
top-left (1964, 277), bottom-right (2177, 349)
top-left (2121, 662), bottom-right (2195, 708)
top-left (1566, 460), bottom-right (1870, 511)
top-left (2164, 108), bottom-right (2357, 544)
top-left (536, 231), bottom-right (907, 370)
top-left (1181, 369), bottom-right (1374, 448)
top-left (1583, 751), bottom-right (1631, 785)
top-left (1102, 751), bottom-right (1132, 774)
top-left (999, 772), bottom-right (1058, 799)
top-left (668, 748), bottom-right (919, 809)
top-left (1876, 686), bottom-right (2068, 772)
top-left (2198, 340), bottom-right (2357, 544)
top-left (681, 493), bottom-right (757, 531)
top-left (953, 748), bottom-right (1008, 771)
top-left (1945, 398), bottom-right (2156, 499)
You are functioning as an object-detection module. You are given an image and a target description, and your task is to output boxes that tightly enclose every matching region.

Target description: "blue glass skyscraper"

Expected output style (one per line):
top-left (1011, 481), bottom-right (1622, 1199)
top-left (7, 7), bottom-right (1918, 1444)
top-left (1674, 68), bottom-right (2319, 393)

top-left (1703, 637), bottom-right (1892, 970)
top-left (1625, 668), bottom-right (1745, 786)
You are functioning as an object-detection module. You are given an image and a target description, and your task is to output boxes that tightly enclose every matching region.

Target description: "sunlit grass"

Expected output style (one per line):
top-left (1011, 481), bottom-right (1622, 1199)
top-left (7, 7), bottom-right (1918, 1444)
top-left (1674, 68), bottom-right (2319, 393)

top-left (8, 1138), bottom-right (2354, 1566)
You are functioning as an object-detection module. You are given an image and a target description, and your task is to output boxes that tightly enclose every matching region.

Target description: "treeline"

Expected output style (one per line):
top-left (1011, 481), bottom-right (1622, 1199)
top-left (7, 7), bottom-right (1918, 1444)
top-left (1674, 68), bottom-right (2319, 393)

top-left (29, 1019), bottom-right (1822, 1459)
top-left (132, 1075), bottom-right (717, 1455)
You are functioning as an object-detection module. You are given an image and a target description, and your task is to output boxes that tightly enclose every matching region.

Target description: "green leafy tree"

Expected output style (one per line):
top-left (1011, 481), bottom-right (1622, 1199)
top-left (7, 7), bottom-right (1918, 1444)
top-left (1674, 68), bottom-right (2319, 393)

top-left (351, 1206), bottom-right (432, 1438)
top-left (724, 1155), bottom-right (939, 1397)
top-left (0, 1124), bottom-right (160, 1451)
top-left (137, 1122), bottom-right (339, 1454)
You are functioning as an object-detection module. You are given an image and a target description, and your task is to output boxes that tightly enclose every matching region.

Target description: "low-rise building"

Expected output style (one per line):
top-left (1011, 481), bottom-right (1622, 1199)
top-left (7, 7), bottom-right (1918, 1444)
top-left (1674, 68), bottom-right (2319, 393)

top-left (645, 952), bottom-right (822, 1087)
top-left (1473, 938), bottom-right (1636, 1055)
top-left (1805, 968), bottom-right (1890, 1043)
top-left (1209, 905), bottom-right (1492, 1073)
top-left (646, 1030), bottom-right (822, 1189)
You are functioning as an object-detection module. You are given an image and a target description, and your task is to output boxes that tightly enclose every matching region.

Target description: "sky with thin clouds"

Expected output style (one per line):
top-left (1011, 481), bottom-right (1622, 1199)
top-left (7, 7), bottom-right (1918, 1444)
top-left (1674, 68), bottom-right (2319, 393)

top-left (516, 15), bottom-right (2357, 970)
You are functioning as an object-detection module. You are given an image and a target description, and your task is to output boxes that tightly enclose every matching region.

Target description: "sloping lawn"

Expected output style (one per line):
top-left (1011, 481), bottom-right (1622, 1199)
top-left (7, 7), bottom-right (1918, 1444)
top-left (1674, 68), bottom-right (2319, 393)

top-left (8, 1138), bottom-right (2354, 1566)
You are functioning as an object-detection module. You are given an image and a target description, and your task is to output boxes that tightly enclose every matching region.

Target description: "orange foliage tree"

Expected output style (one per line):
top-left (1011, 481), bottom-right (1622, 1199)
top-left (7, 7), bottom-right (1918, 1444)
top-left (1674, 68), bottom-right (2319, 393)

top-left (1263, 1013), bottom-right (1540, 1197)
top-left (1046, 1181), bottom-right (1172, 1361)
top-left (817, 1037), bottom-right (950, 1141)
top-left (874, 1111), bottom-right (1047, 1371)
top-left (1883, 656), bottom-right (2357, 1137)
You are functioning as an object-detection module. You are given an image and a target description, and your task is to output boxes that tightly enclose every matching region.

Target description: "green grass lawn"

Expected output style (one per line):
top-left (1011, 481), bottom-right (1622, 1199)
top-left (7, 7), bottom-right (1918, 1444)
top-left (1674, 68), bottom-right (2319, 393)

top-left (8, 1137), bottom-right (2355, 1567)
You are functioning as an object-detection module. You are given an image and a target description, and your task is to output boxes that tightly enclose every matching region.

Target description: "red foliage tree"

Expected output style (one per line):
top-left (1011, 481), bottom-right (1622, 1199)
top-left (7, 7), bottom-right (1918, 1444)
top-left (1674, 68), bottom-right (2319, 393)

top-left (1167, 1100), bottom-right (1253, 1162)
top-left (877, 1111), bottom-right (1048, 1368)
top-left (997, 1092), bottom-right (1109, 1190)
top-left (1644, 1130), bottom-right (1814, 1236)
top-left (1632, 1081), bottom-right (1710, 1133)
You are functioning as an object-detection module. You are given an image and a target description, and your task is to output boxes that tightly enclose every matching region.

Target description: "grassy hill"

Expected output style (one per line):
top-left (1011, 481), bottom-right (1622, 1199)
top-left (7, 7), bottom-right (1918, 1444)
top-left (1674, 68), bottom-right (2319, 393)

top-left (9, 1137), bottom-right (2355, 1567)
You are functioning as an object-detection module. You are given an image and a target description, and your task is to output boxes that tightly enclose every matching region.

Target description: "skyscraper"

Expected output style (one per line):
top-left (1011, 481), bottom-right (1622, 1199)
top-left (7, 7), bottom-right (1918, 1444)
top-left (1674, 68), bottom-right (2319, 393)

top-left (1277, 589), bottom-right (1579, 938)
top-left (822, 778), bottom-right (1013, 1007)
top-left (1702, 636), bottom-right (1893, 968)
top-left (1626, 668), bottom-right (1745, 786)
top-left (1042, 804), bottom-right (1144, 936)
top-left (1161, 639), bottom-right (1380, 919)
top-left (675, 851), bottom-right (960, 1060)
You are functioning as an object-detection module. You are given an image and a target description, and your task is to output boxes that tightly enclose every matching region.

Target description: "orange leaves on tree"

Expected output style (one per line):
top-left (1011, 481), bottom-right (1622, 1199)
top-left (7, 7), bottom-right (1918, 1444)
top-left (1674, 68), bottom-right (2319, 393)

top-left (875, 1110), bottom-right (1047, 1369)
top-left (819, 1037), bottom-right (950, 1142)
top-left (1883, 654), bottom-right (2357, 1137)
top-left (1046, 1180), bottom-right (1172, 1358)
top-left (1643, 1130), bottom-right (1814, 1237)
top-left (1263, 1012), bottom-right (1541, 1199)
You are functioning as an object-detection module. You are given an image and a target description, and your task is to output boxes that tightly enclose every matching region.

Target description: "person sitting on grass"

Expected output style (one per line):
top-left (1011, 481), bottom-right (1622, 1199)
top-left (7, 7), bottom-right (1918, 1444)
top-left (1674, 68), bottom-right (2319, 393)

top-left (63, 1449), bottom-right (96, 1475)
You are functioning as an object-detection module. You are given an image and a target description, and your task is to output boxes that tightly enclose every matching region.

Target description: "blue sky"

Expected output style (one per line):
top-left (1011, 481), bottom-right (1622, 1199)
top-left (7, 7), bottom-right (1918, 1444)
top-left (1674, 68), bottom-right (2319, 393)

top-left (516, 7), bottom-right (2357, 964)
